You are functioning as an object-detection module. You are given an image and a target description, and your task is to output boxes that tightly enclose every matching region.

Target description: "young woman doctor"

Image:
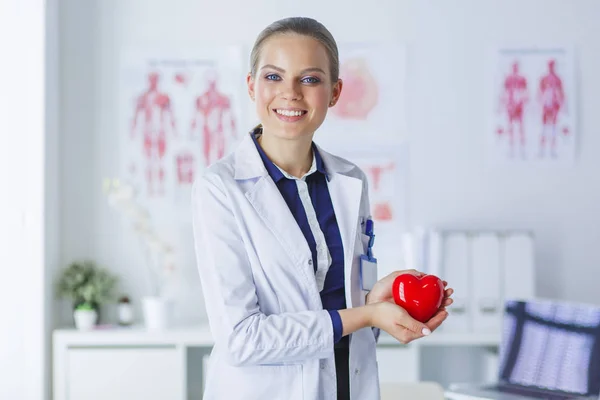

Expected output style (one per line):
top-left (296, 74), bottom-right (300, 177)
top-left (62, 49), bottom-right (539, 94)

top-left (192, 17), bottom-right (454, 400)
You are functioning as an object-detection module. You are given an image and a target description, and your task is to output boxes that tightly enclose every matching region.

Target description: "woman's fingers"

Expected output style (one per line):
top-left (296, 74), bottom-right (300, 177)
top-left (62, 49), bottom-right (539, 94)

top-left (425, 309), bottom-right (448, 332)
top-left (388, 323), bottom-right (425, 344)
top-left (393, 269), bottom-right (424, 278)
top-left (394, 327), bottom-right (422, 344)
top-left (374, 302), bottom-right (430, 344)
top-left (373, 298), bottom-right (452, 345)
top-left (394, 309), bottom-right (449, 343)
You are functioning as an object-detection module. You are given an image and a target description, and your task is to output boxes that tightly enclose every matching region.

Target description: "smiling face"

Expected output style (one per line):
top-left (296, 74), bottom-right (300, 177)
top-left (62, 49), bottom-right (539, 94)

top-left (247, 33), bottom-right (342, 141)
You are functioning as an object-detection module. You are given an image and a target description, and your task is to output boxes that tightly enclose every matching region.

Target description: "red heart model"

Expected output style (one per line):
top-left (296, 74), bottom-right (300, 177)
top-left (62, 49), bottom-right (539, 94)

top-left (392, 274), bottom-right (444, 323)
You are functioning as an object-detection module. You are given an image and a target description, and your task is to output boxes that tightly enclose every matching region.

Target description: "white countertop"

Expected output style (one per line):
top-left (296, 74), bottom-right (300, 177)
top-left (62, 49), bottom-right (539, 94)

top-left (53, 324), bottom-right (214, 346)
top-left (54, 324), bottom-right (500, 348)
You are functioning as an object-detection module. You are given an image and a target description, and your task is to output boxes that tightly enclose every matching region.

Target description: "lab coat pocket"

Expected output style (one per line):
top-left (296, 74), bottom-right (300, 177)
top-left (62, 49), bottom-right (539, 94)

top-left (220, 362), bottom-right (304, 400)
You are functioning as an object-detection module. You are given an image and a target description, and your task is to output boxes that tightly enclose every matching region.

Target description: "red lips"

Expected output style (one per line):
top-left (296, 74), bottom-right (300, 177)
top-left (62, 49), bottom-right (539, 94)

top-left (392, 274), bottom-right (444, 323)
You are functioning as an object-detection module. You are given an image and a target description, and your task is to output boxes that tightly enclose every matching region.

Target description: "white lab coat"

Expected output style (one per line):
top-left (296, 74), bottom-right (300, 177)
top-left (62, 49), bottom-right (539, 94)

top-left (192, 132), bottom-right (380, 400)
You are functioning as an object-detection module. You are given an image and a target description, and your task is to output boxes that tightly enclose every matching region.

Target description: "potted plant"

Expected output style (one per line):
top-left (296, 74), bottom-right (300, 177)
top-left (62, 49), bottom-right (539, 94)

top-left (56, 260), bottom-right (119, 330)
top-left (73, 301), bottom-right (97, 331)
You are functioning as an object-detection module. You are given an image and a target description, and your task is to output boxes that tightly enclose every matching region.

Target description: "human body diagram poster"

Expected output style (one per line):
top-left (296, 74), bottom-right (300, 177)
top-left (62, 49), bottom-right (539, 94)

top-left (121, 48), bottom-right (245, 206)
top-left (117, 47), bottom-right (245, 323)
top-left (487, 48), bottom-right (577, 164)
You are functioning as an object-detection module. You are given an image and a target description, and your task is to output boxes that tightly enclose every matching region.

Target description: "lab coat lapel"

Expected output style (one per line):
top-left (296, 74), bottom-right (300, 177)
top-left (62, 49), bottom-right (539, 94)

top-left (327, 173), bottom-right (362, 308)
top-left (234, 133), bottom-right (314, 281)
top-left (317, 147), bottom-right (363, 308)
top-left (245, 177), bottom-right (311, 268)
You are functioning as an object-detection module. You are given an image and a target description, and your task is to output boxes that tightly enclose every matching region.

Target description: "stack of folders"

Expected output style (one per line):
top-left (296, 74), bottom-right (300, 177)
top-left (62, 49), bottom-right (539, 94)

top-left (401, 229), bottom-right (535, 334)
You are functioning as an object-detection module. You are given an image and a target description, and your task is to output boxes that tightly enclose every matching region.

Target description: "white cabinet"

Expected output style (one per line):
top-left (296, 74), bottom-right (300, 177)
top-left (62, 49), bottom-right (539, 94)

top-left (53, 326), bottom-right (211, 400)
top-left (66, 347), bottom-right (183, 400)
top-left (53, 325), bottom-right (499, 399)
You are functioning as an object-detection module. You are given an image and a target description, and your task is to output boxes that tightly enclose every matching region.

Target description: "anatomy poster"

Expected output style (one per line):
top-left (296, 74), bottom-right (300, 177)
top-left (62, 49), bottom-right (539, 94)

top-left (339, 145), bottom-right (409, 278)
top-left (317, 43), bottom-right (407, 151)
top-left (117, 47), bottom-right (245, 325)
top-left (120, 47), bottom-right (245, 208)
top-left (487, 48), bottom-right (576, 164)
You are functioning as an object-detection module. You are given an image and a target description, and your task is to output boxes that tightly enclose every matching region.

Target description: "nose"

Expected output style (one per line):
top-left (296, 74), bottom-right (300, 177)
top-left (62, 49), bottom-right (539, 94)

top-left (279, 80), bottom-right (302, 101)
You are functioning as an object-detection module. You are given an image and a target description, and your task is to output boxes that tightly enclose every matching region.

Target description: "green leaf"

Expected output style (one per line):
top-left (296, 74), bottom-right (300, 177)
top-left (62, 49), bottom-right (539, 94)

top-left (76, 302), bottom-right (94, 311)
top-left (56, 260), bottom-right (119, 305)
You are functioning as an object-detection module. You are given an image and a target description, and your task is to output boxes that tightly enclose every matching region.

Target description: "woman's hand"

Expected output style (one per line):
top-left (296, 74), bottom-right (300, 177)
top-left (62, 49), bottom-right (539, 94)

top-left (340, 269), bottom-right (454, 343)
top-left (368, 301), bottom-right (448, 344)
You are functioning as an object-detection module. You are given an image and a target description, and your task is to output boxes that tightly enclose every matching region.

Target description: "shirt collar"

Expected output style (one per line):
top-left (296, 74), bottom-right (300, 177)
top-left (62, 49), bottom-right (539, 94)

top-left (250, 127), bottom-right (328, 182)
top-left (313, 142), bottom-right (328, 177)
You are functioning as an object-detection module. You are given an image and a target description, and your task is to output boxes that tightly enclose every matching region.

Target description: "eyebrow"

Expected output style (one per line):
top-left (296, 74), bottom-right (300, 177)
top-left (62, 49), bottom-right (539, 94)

top-left (260, 64), bottom-right (326, 75)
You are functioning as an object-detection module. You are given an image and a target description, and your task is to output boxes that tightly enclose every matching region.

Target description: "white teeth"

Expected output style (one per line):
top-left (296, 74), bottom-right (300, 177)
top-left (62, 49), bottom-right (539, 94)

top-left (276, 109), bottom-right (304, 117)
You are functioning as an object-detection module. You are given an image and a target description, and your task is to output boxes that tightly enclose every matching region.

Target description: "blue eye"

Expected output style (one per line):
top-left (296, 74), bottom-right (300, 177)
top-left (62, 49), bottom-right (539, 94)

top-left (265, 74), bottom-right (281, 81)
top-left (302, 76), bottom-right (320, 84)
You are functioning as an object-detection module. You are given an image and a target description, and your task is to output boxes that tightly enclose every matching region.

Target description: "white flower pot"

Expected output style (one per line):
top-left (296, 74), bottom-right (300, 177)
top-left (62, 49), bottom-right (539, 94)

top-left (142, 296), bottom-right (171, 331)
top-left (74, 309), bottom-right (98, 331)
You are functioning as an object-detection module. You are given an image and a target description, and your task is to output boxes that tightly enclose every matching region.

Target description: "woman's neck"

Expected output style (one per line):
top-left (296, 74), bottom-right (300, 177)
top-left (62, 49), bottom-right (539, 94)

top-left (257, 129), bottom-right (314, 179)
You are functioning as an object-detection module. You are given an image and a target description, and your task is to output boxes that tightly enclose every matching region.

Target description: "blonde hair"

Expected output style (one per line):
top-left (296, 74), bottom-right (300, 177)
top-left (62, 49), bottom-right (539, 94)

top-left (249, 17), bottom-right (340, 82)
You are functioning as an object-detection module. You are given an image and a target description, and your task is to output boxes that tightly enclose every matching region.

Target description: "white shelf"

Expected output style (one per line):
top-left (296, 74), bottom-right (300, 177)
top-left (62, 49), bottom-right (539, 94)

top-left (53, 324), bottom-right (213, 347)
top-left (54, 324), bottom-right (499, 348)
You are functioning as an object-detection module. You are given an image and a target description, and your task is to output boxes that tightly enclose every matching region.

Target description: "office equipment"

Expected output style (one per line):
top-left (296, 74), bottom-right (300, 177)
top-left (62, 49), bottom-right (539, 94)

top-left (446, 298), bottom-right (600, 400)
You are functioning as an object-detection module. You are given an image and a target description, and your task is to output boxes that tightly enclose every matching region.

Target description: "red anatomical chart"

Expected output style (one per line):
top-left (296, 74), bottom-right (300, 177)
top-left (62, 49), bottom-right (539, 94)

top-left (122, 53), bottom-right (243, 203)
top-left (317, 44), bottom-right (407, 150)
top-left (176, 151), bottom-right (195, 185)
top-left (130, 72), bottom-right (177, 197)
top-left (497, 62), bottom-right (529, 159)
top-left (331, 58), bottom-right (378, 120)
top-left (363, 162), bottom-right (395, 222)
top-left (189, 70), bottom-right (237, 167)
top-left (489, 48), bottom-right (576, 164)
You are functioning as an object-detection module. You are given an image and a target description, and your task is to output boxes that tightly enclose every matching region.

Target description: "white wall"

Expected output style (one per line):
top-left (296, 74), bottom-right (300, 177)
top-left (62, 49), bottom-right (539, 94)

top-left (406, 1), bottom-right (600, 304)
top-left (46, 0), bottom-right (61, 397)
top-left (0, 1), bottom-right (56, 399)
top-left (59, 0), bottom-right (600, 327)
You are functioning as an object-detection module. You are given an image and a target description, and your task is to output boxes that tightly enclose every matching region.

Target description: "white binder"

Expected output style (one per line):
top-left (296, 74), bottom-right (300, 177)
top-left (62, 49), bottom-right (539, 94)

top-left (470, 233), bottom-right (502, 333)
top-left (426, 230), bottom-right (443, 277)
top-left (502, 232), bottom-right (535, 300)
top-left (440, 232), bottom-right (471, 333)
